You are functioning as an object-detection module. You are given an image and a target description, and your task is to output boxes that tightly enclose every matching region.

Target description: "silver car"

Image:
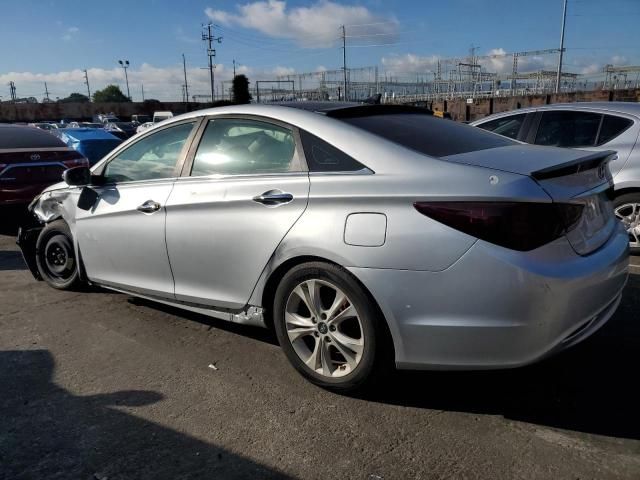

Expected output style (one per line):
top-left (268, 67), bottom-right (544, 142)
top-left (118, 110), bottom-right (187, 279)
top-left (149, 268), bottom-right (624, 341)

top-left (19, 103), bottom-right (629, 392)
top-left (472, 102), bottom-right (640, 253)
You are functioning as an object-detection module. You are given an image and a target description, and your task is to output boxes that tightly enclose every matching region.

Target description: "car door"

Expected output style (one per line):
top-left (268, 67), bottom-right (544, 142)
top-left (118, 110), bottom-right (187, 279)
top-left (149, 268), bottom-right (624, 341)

top-left (75, 120), bottom-right (199, 297)
top-left (164, 116), bottom-right (309, 310)
top-left (530, 110), bottom-right (638, 175)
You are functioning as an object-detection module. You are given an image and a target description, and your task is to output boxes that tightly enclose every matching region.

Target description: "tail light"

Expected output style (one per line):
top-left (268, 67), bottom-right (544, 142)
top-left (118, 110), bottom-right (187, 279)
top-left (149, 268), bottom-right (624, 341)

top-left (61, 151), bottom-right (89, 169)
top-left (414, 201), bottom-right (584, 251)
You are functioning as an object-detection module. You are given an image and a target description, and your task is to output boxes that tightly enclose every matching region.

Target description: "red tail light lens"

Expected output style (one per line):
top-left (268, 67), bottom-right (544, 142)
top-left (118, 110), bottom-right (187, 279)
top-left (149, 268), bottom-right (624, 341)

top-left (61, 151), bottom-right (89, 169)
top-left (414, 202), bottom-right (584, 251)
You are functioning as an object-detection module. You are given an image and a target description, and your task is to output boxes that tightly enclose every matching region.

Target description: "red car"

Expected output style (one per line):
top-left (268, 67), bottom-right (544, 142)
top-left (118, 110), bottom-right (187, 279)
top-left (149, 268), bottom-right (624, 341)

top-left (0, 124), bottom-right (88, 206)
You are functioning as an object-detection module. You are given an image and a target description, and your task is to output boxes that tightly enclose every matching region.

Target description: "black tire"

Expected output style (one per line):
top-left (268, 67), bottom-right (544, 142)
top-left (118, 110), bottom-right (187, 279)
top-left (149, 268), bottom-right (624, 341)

top-left (35, 220), bottom-right (82, 290)
top-left (273, 261), bottom-right (392, 393)
top-left (613, 193), bottom-right (640, 255)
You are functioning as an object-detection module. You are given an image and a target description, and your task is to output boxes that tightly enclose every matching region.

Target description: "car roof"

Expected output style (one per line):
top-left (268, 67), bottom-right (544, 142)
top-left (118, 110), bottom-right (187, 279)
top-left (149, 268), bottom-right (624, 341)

top-left (0, 124), bottom-right (67, 148)
top-left (473, 101), bottom-right (640, 124)
top-left (57, 128), bottom-right (121, 141)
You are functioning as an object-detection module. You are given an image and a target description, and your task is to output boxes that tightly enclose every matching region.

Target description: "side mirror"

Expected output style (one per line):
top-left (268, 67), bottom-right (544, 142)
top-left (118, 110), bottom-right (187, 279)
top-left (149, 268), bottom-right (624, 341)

top-left (62, 166), bottom-right (91, 186)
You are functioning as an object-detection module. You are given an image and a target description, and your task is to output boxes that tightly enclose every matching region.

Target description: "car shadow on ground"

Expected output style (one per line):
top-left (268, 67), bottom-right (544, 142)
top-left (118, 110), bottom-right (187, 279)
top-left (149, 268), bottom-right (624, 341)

top-left (0, 251), bottom-right (27, 271)
top-left (0, 205), bottom-right (28, 236)
top-left (0, 349), bottom-right (291, 479)
top-left (363, 274), bottom-right (640, 441)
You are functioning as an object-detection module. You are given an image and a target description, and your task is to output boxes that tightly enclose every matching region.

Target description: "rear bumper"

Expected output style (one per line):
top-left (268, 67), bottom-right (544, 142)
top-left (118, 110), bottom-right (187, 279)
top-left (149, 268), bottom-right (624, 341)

top-left (349, 225), bottom-right (629, 370)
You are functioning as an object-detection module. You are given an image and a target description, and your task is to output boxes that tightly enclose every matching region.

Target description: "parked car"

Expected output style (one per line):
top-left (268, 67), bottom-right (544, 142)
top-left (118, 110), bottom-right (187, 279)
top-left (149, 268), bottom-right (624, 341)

top-left (0, 124), bottom-right (88, 206)
top-left (136, 111), bottom-right (174, 134)
top-left (28, 122), bottom-right (56, 131)
top-left (93, 113), bottom-right (120, 124)
top-left (104, 122), bottom-right (137, 140)
top-left (68, 122), bottom-right (103, 129)
top-left (131, 114), bottom-right (151, 125)
top-left (19, 103), bottom-right (628, 392)
top-left (52, 128), bottom-right (122, 166)
top-left (472, 102), bottom-right (640, 252)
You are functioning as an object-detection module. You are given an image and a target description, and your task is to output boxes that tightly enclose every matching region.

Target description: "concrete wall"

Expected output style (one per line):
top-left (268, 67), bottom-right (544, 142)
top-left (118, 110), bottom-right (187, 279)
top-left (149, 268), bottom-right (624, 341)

top-left (422, 88), bottom-right (640, 122)
top-left (0, 101), bottom-right (210, 123)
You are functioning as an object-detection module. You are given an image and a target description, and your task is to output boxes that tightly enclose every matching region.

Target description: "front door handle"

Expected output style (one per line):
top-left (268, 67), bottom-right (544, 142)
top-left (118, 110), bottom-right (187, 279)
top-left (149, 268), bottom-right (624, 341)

top-left (137, 200), bottom-right (161, 214)
top-left (253, 189), bottom-right (294, 207)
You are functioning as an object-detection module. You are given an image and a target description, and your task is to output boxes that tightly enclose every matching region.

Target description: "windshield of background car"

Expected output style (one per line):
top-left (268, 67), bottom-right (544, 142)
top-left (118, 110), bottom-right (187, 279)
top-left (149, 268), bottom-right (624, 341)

top-left (340, 113), bottom-right (515, 157)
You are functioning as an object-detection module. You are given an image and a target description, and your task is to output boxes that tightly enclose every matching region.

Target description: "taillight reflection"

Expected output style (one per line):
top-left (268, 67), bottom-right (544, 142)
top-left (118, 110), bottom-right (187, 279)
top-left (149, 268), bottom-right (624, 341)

top-left (414, 201), bottom-right (584, 251)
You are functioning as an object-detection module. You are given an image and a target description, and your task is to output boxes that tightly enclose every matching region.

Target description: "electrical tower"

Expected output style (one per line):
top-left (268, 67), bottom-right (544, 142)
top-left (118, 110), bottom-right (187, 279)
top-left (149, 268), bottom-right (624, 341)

top-left (8, 81), bottom-right (16, 102)
top-left (83, 69), bottom-right (91, 100)
top-left (202, 23), bottom-right (222, 102)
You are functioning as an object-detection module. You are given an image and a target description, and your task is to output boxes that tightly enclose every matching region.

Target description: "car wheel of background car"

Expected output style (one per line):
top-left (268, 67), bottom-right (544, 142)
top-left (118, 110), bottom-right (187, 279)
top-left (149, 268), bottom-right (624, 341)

top-left (35, 220), bottom-right (82, 290)
top-left (613, 193), bottom-right (640, 254)
top-left (273, 261), bottom-right (392, 393)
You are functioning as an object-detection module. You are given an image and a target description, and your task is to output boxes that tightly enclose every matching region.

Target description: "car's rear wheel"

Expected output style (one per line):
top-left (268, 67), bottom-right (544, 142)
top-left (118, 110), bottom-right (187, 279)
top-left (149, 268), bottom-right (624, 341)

top-left (273, 262), bottom-right (391, 393)
top-left (614, 193), bottom-right (640, 254)
top-left (35, 220), bottom-right (82, 290)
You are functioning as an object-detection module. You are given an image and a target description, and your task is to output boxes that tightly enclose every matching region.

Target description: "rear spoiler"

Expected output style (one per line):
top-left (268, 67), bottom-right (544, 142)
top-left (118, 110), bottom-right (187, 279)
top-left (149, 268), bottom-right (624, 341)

top-left (531, 150), bottom-right (617, 181)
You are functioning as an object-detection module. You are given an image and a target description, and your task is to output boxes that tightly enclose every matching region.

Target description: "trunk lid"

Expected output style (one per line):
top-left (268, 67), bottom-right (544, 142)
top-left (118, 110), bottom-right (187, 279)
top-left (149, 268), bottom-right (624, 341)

top-left (442, 145), bottom-right (618, 255)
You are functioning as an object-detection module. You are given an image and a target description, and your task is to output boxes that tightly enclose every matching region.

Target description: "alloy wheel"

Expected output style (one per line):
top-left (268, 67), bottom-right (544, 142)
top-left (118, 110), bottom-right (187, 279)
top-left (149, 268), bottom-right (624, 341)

top-left (284, 279), bottom-right (364, 378)
top-left (614, 202), bottom-right (640, 248)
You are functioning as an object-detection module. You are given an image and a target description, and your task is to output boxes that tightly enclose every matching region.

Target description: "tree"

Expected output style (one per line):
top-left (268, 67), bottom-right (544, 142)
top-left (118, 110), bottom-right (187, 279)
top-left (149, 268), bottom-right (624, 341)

top-left (232, 75), bottom-right (252, 104)
top-left (93, 85), bottom-right (131, 103)
top-left (58, 92), bottom-right (90, 103)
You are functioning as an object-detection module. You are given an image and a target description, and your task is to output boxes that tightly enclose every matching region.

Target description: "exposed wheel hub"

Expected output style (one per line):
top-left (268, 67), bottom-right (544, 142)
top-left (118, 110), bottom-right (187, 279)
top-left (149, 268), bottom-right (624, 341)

top-left (614, 202), bottom-right (640, 248)
top-left (317, 322), bottom-right (328, 335)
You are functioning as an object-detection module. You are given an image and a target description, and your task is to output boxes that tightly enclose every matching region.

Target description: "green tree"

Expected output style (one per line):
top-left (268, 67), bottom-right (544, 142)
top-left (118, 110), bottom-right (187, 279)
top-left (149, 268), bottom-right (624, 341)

top-left (58, 92), bottom-right (90, 103)
top-left (232, 75), bottom-right (252, 104)
top-left (93, 85), bottom-right (131, 103)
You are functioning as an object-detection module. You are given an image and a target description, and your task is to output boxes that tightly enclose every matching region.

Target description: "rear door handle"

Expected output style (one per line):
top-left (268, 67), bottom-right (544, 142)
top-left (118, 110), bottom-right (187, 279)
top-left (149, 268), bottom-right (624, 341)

top-left (137, 200), bottom-right (161, 213)
top-left (253, 189), bottom-right (294, 207)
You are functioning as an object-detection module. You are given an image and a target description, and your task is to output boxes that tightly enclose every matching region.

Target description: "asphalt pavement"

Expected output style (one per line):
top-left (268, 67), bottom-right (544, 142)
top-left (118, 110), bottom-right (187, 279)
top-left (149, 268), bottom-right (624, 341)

top-left (1, 216), bottom-right (639, 479)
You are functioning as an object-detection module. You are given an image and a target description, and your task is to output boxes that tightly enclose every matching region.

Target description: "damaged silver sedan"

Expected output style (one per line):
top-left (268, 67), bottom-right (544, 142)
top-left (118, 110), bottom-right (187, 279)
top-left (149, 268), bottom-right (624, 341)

top-left (19, 103), bottom-right (629, 392)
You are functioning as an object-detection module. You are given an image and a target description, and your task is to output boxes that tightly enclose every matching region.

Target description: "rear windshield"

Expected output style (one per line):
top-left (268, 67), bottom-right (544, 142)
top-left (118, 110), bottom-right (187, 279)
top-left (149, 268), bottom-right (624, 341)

top-left (340, 114), bottom-right (514, 157)
top-left (0, 125), bottom-right (66, 149)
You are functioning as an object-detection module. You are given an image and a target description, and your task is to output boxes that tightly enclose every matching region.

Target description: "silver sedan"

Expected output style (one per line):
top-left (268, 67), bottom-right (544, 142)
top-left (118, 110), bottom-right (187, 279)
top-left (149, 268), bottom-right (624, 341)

top-left (19, 103), bottom-right (629, 392)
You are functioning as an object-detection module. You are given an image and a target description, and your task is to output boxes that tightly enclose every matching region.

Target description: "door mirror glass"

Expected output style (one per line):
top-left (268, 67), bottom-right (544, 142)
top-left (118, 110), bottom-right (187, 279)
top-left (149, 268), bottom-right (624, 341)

top-left (62, 166), bottom-right (91, 186)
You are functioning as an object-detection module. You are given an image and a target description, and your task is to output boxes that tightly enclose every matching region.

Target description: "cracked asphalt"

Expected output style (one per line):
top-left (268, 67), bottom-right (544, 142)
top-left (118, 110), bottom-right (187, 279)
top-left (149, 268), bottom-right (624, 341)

top-left (1, 214), bottom-right (639, 479)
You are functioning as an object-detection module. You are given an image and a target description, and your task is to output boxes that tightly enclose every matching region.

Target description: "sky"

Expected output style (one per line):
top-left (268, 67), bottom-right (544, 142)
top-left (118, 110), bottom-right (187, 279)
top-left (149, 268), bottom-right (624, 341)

top-left (1, 0), bottom-right (639, 101)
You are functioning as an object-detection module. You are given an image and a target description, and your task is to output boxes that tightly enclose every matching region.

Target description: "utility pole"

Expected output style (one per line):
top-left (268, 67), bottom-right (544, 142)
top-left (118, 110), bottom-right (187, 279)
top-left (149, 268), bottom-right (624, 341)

top-left (141, 83), bottom-right (145, 101)
top-left (202, 23), bottom-right (222, 103)
top-left (341, 25), bottom-right (348, 101)
top-left (44, 82), bottom-right (50, 102)
top-left (233, 59), bottom-right (236, 77)
top-left (118, 60), bottom-right (131, 100)
top-left (8, 81), bottom-right (16, 102)
top-left (83, 69), bottom-right (91, 100)
top-left (182, 53), bottom-right (189, 107)
top-left (555, 0), bottom-right (568, 94)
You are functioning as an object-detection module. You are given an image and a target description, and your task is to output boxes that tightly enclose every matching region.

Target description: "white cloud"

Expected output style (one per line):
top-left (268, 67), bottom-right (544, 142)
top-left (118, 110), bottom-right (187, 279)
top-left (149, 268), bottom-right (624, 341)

top-left (62, 26), bottom-right (79, 41)
top-left (205, 0), bottom-right (398, 48)
top-left (0, 63), bottom-right (297, 101)
top-left (381, 53), bottom-right (441, 74)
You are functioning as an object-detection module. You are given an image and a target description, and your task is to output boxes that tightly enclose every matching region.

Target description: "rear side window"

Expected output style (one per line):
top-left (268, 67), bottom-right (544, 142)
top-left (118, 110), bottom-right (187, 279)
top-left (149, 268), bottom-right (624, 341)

top-left (476, 114), bottom-right (526, 140)
top-left (534, 111), bottom-right (602, 147)
top-left (340, 114), bottom-right (514, 158)
top-left (299, 130), bottom-right (367, 172)
top-left (597, 115), bottom-right (633, 145)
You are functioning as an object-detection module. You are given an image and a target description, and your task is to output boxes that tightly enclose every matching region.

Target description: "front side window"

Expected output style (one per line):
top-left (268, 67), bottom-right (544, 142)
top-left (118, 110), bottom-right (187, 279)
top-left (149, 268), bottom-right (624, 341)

top-left (191, 118), bottom-right (299, 176)
top-left (476, 113), bottom-right (526, 140)
top-left (534, 111), bottom-right (602, 148)
top-left (103, 122), bottom-right (195, 183)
